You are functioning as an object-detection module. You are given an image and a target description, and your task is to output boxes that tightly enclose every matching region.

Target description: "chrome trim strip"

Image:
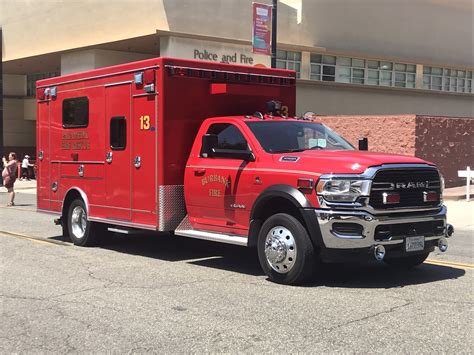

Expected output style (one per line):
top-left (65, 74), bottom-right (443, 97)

top-left (315, 205), bottom-right (447, 249)
top-left (89, 204), bottom-right (150, 213)
top-left (88, 217), bottom-right (157, 231)
top-left (174, 229), bottom-right (248, 247)
top-left (37, 65), bottom-right (160, 88)
top-left (132, 92), bottom-right (158, 98)
top-left (51, 160), bottom-right (105, 165)
top-left (104, 80), bottom-right (133, 87)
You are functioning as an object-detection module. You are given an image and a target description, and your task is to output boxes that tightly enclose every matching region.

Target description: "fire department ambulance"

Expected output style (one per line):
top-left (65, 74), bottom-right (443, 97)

top-left (36, 57), bottom-right (453, 285)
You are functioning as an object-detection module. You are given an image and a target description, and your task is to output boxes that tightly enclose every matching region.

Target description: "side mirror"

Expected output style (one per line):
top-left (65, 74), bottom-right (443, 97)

top-left (201, 134), bottom-right (218, 157)
top-left (358, 137), bottom-right (368, 151)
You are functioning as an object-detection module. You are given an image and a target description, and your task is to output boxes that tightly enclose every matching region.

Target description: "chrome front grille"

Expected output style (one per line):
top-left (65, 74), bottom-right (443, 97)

top-left (369, 168), bottom-right (441, 209)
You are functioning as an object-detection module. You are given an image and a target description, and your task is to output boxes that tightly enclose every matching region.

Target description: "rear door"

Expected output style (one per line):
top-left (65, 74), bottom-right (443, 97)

top-left (104, 84), bottom-right (132, 221)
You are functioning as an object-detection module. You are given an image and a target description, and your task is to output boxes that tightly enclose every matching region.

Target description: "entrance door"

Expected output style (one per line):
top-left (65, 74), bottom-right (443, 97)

top-left (104, 84), bottom-right (132, 221)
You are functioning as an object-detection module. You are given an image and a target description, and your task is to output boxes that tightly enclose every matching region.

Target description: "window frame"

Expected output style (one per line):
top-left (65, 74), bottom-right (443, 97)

top-left (110, 116), bottom-right (127, 151)
top-left (202, 123), bottom-right (252, 159)
top-left (62, 96), bottom-right (90, 129)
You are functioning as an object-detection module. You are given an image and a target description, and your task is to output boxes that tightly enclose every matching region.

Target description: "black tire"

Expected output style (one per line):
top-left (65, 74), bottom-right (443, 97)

top-left (384, 252), bottom-right (429, 269)
top-left (257, 213), bottom-right (315, 285)
top-left (66, 198), bottom-right (101, 246)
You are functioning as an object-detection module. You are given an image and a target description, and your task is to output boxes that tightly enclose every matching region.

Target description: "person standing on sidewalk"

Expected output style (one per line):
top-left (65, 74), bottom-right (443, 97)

top-left (2, 152), bottom-right (18, 206)
top-left (20, 154), bottom-right (32, 180)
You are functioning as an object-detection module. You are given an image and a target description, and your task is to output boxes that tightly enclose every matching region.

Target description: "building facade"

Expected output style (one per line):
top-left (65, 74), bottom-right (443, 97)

top-left (1, 0), bottom-right (473, 156)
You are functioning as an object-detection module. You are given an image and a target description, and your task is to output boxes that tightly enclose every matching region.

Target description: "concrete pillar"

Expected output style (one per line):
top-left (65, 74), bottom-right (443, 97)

top-left (61, 49), bottom-right (154, 75)
top-left (300, 51), bottom-right (311, 80)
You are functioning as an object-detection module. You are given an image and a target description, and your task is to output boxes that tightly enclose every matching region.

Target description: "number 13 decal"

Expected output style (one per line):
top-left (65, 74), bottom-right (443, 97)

top-left (139, 115), bottom-right (150, 130)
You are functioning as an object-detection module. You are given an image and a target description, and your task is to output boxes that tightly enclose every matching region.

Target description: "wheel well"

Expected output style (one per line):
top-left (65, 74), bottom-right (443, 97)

top-left (248, 197), bottom-right (306, 248)
top-left (62, 189), bottom-right (83, 220)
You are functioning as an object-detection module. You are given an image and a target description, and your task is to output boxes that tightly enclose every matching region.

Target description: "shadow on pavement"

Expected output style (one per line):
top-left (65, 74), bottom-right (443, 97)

top-left (50, 232), bottom-right (465, 288)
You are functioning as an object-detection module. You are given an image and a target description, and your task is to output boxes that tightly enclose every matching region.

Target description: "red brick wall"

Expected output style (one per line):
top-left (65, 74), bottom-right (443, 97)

top-left (317, 115), bottom-right (417, 156)
top-left (317, 115), bottom-right (473, 187)
top-left (415, 116), bottom-right (474, 187)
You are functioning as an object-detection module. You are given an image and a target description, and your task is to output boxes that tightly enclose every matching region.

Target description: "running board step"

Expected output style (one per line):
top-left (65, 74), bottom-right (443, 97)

top-left (174, 215), bottom-right (248, 246)
top-left (174, 229), bottom-right (248, 246)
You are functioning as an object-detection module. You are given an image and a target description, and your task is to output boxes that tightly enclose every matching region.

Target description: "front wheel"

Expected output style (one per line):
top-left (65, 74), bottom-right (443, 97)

top-left (257, 213), bottom-right (315, 285)
top-left (384, 252), bottom-right (429, 269)
top-left (66, 199), bottom-right (101, 246)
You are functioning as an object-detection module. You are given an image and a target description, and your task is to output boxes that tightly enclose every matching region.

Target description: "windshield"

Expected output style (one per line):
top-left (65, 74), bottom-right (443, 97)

top-left (246, 121), bottom-right (354, 153)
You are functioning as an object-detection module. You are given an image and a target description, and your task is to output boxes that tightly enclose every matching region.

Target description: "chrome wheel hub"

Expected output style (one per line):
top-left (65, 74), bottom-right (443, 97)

top-left (71, 205), bottom-right (87, 239)
top-left (264, 226), bottom-right (297, 274)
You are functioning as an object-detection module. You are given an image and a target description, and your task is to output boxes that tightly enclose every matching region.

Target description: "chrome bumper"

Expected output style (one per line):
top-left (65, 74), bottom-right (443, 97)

top-left (315, 206), bottom-right (448, 249)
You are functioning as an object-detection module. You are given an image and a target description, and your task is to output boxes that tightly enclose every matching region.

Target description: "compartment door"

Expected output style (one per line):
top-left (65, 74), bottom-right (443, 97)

top-left (104, 84), bottom-right (132, 220)
top-left (37, 100), bottom-right (50, 211)
top-left (131, 94), bottom-right (157, 226)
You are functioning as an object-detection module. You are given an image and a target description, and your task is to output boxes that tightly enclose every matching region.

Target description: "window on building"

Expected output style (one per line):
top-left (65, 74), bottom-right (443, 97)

top-left (110, 117), bottom-right (126, 150)
top-left (62, 97), bottom-right (89, 128)
top-left (423, 66), bottom-right (472, 93)
top-left (27, 72), bottom-right (60, 97)
top-left (310, 54), bottom-right (336, 81)
top-left (311, 54), bottom-right (416, 89)
top-left (276, 50), bottom-right (301, 78)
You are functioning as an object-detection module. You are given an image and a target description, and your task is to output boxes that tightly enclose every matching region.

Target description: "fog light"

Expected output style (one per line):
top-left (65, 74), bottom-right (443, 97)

top-left (374, 245), bottom-right (386, 261)
top-left (438, 237), bottom-right (448, 252)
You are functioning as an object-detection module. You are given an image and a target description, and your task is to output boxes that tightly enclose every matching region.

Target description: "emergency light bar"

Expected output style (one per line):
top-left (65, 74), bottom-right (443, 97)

top-left (165, 65), bottom-right (295, 86)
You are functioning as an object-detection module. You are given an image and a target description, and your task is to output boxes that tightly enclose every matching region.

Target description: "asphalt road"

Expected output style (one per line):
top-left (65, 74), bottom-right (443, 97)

top-left (1, 186), bottom-right (473, 352)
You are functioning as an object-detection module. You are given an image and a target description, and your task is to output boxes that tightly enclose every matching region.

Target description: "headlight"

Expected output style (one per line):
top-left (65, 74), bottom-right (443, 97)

top-left (316, 179), bottom-right (371, 202)
top-left (440, 174), bottom-right (445, 193)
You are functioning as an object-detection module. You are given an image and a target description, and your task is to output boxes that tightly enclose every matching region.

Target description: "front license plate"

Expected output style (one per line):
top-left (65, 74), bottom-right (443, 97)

top-left (405, 236), bottom-right (424, 252)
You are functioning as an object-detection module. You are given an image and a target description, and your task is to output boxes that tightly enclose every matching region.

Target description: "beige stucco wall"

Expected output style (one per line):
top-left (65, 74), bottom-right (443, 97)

top-left (0, 0), bottom-right (169, 62)
top-left (3, 98), bottom-right (36, 147)
top-left (3, 75), bottom-right (26, 96)
top-left (2, 0), bottom-right (472, 67)
top-left (296, 83), bottom-right (474, 116)
top-left (61, 49), bottom-right (155, 75)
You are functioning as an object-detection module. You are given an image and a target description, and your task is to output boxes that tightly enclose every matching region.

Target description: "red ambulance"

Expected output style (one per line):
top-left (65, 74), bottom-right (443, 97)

top-left (36, 57), bottom-right (453, 284)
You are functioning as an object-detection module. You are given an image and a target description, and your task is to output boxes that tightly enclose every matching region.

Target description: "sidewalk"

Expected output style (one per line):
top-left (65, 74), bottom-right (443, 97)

top-left (444, 185), bottom-right (474, 201)
top-left (0, 179), bottom-right (37, 191)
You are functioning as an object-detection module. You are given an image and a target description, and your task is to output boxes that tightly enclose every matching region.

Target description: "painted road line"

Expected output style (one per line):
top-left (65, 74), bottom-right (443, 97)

top-left (425, 259), bottom-right (474, 270)
top-left (0, 231), bottom-right (71, 246)
top-left (0, 206), bottom-right (36, 212)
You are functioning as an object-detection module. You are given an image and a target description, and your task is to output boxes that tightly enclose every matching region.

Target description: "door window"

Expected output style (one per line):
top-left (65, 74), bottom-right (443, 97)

top-left (110, 116), bottom-right (126, 150)
top-left (206, 123), bottom-right (248, 151)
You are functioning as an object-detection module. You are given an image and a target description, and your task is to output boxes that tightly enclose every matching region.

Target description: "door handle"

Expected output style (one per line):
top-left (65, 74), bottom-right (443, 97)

top-left (194, 169), bottom-right (206, 176)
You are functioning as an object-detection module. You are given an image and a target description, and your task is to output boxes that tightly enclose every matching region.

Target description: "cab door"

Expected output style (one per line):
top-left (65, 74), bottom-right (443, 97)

top-left (186, 122), bottom-right (255, 235)
top-left (104, 84), bottom-right (131, 220)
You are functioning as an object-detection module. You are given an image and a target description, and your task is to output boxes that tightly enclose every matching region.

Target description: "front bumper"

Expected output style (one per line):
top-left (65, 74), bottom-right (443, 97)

top-left (315, 205), bottom-right (448, 249)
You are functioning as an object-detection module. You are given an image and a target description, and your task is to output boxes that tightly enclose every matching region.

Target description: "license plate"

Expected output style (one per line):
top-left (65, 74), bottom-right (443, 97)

top-left (405, 236), bottom-right (424, 252)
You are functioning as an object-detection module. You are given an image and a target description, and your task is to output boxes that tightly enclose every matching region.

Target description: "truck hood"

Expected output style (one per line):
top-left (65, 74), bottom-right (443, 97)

top-left (273, 150), bottom-right (432, 175)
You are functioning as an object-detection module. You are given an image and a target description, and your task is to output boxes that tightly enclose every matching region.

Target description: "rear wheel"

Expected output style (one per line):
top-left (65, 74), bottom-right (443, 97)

top-left (384, 252), bottom-right (429, 269)
top-left (257, 213), bottom-right (315, 285)
top-left (66, 199), bottom-right (101, 246)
